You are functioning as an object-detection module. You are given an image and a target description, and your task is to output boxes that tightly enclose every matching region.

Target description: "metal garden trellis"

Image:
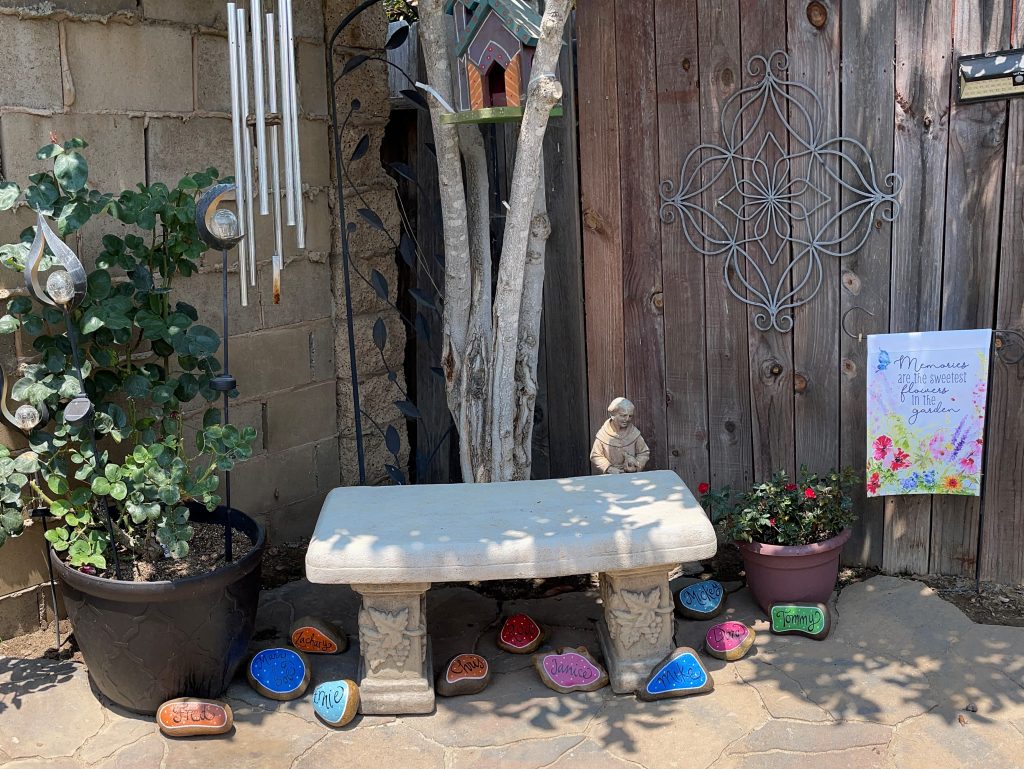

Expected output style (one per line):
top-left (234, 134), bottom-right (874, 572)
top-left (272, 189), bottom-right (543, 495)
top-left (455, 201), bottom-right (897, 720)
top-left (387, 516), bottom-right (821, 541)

top-left (658, 50), bottom-right (903, 333)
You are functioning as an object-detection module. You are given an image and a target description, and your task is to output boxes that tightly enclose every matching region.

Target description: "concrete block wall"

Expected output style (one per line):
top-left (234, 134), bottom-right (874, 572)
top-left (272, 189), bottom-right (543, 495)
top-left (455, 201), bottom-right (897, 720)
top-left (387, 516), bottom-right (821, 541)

top-left (0, 0), bottom-right (406, 638)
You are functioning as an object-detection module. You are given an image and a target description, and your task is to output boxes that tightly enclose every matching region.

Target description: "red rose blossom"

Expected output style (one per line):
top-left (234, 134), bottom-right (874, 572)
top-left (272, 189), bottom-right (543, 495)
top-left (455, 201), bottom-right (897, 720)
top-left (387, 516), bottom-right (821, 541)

top-left (803, 488), bottom-right (817, 499)
top-left (785, 483), bottom-right (798, 492)
top-left (698, 482), bottom-right (710, 495)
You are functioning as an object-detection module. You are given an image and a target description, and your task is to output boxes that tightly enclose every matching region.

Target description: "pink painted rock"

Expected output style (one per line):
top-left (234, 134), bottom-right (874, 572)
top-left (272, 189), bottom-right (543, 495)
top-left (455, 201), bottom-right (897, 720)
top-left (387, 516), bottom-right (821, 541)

top-left (156, 698), bottom-right (233, 737)
top-left (704, 621), bottom-right (756, 661)
top-left (436, 653), bottom-right (491, 697)
top-left (533, 646), bottom-right (609, 693)
top-left (497, 613), bottom-right (544, 654)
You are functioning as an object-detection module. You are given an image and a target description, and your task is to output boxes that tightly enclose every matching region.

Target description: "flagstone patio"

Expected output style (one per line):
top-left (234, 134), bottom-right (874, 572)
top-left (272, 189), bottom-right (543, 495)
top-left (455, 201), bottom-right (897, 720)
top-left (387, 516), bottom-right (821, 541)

top-left (2, 575), bottom-right (1022, 769)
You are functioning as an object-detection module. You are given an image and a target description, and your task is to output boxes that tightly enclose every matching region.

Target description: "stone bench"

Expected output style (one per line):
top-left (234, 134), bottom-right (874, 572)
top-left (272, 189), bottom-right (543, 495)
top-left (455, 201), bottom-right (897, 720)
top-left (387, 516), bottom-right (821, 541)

top-left (305, 470), bottom-right (718, 714)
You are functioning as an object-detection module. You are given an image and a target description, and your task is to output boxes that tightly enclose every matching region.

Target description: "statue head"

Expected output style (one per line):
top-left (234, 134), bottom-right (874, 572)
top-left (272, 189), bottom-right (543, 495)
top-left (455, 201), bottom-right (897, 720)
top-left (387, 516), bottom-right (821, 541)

top-left (607, 397), bottom-right (635, 431)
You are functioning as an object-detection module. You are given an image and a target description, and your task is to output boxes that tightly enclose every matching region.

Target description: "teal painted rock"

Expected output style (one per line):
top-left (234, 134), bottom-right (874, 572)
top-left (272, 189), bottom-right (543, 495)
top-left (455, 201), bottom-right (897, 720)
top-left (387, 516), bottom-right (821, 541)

top-left (247, 647), bottom-right (311, 701)
top-left (312, 679), bottom-right (360, 727)
top-left (674, 580), bottom-right (726, 620)
top-left (637, 647), bottom-right (714, 701)
top-left (769, 602), bottom-right (830, 640)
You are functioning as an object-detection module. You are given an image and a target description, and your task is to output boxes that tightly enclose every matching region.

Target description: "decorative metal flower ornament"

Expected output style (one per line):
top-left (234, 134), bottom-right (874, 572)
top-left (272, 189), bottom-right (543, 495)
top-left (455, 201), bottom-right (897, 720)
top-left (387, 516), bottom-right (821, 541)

top-left (659, 50), bottom-right (902, 333)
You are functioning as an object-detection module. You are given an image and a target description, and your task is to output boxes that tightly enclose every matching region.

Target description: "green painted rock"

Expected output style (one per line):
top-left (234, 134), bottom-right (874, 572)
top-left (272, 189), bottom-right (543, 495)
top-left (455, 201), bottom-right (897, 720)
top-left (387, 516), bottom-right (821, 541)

top-left (637, 647), bottom-right (714, 701)
top-left (769, 602), bottom-right (830, 640)
top-left (290, 616), bottom-right (348, 654)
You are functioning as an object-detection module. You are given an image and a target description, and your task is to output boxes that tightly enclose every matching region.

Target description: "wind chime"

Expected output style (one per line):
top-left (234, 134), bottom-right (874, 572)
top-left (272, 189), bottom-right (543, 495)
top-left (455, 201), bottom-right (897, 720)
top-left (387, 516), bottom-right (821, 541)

top-left (226, 0), bottom-right (306, 305)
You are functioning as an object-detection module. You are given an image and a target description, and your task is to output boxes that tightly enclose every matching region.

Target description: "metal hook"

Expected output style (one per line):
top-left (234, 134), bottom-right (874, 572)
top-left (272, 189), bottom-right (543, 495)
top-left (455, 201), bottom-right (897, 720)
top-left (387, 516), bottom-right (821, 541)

top-left (841, 306), bottom-right (876, 343)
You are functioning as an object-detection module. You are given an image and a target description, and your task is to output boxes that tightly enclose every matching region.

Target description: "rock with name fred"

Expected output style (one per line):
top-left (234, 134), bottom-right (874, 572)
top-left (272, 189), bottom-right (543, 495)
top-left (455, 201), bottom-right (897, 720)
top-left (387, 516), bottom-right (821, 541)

top-left (156, 698), bottom-right (233, 737)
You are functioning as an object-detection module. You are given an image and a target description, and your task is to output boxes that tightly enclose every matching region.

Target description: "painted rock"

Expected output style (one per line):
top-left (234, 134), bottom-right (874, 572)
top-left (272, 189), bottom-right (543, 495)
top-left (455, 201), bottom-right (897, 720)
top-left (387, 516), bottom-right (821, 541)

top-left (638, 647), bottom-right (714, 701)
top-left (312, 679), bottom-right (360, 728)
top-left (437, 653), bottom-right (491, 697)
top-left (156, 698), bottom-right (233, 737)
top-left (674, 580), bottom-right (726, 620)
top-left (247, 647), bottom-right (311, 701)
top-left (290, 616), bottom-right (348, 654)
top-left (497, 613), bottom-right (544, 654)
top-left (769, 602), bottom-right (830, 640)
top-left (533, 646), bottom-right (609, 694)
top-left (704, 621), bottom-right (756, 661)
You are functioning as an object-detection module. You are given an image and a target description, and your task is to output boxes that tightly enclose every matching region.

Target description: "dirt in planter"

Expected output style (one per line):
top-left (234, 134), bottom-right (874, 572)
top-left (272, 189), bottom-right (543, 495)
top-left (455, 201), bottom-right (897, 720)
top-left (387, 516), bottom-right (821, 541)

top-left (122, 523), bottom-right (254, 582)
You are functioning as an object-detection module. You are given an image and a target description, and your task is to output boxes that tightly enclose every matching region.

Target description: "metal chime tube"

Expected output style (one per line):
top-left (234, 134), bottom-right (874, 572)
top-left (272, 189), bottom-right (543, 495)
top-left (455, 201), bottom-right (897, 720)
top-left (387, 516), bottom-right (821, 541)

top-left (236, 7), bottom-right (258, 290)
top-left (266, 11), bottom-right (285, 304)
top-left (251, 0), bottom-right (269, 217)
top-left (278, 6), bottom-right (296, 227)
top-left (283, 0), bottom-right (305, 248)
top-left (226, 5), bottom-right (249, 306)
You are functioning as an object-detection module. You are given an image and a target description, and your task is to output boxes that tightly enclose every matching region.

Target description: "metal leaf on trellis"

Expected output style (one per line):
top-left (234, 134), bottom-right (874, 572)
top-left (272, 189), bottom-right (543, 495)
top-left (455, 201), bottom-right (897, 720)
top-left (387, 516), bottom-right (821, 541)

top-left (384, 424), bottom-right (401, 454)
top-left (424, 142), bottom-right (436, 158)
top-left (385, 464), bottom-right (406, 485)
top-left (414, 312), bottom-right (430, 342)
top-left (369, 270), bottom-right (389, 300)
top-left (351, 134), bottom-right (370, 162)
top-left (398, 231), bottom-right (415, 267)
top-left (389, 162), bottom-right (418, 186)
top-left (393, 399), bottom-right (421, 420)
top-left (342, 55), bottom-right (368, 75)
top-left (385, 24), bottom-right (409, 50)
top-left (400, 89), bottom-right (429, 110)
top-left (358, 207), bottom-right (385, 231)
top-left (372, 317), bottom-right (387, 351)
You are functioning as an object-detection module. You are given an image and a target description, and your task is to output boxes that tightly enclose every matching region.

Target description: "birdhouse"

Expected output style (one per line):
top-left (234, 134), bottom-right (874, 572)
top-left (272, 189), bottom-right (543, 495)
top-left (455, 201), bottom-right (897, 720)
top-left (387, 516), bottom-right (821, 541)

top-left (442, 0), bottom-right (562, 124)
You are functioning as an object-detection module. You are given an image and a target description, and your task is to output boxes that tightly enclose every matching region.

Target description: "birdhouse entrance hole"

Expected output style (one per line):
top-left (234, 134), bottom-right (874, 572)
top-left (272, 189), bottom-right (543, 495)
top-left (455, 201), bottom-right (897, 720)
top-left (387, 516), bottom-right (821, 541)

top-left (485, 62), bottom-right (508, 107)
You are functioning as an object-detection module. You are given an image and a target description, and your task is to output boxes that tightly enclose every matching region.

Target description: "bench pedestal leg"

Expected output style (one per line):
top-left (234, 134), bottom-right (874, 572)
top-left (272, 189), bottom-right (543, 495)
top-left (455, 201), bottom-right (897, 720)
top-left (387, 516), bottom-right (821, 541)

top-left (596, 565), bottom-right (676, 694)
top-left (352, 582), bottom-right (434, 715)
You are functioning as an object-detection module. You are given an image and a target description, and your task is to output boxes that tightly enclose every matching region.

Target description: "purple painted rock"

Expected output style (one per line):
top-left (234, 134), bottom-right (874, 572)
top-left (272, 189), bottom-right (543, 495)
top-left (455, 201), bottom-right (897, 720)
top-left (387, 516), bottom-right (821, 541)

top-left (704, 621), bottom-right (756, 661)
top-left (638, 647), bottom-right (714, 701)
top-left (312, 679), bottom-right (360, 727)
top-left (247, 647), bottom-right (311, 701)
top-left (436, 653), bottom-right (491, 697)
top-left (533, 646), bottom-right (609, 694)
top-left (673, 579), bottom-right (726, 620)
top-left (156, 698), bottom-right (233, 737)
top-left (290, 616), bottom-right (348, 654)
top-left (497, 613), bottom-right (545, 654)
top-left (769, 602), bottom-right (830, 640)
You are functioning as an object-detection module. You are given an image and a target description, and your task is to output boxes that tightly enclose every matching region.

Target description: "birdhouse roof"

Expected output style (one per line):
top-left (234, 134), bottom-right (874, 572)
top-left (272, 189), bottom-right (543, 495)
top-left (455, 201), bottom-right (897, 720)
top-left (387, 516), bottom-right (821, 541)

top-left (444, 0), bottom-right (542, 55)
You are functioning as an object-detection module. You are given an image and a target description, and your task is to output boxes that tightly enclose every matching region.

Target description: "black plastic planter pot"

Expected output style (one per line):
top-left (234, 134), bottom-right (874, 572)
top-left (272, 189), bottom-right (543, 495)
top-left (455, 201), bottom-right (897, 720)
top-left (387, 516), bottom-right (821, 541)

top-left (51, 504), bottom-right (265, 715)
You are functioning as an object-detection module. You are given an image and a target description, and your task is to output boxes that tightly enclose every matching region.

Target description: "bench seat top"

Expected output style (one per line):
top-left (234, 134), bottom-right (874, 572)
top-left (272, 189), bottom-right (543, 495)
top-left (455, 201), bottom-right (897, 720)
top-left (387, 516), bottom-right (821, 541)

top-left (305, 470), bottom-right (717, 584)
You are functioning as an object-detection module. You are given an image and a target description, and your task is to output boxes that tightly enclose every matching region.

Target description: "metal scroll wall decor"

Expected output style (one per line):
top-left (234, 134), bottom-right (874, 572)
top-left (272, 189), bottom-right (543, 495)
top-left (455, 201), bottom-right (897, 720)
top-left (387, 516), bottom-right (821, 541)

top-left (659, 51), bottom-right (902, 333)
top-left (224, 0), bottom-right (305, 306)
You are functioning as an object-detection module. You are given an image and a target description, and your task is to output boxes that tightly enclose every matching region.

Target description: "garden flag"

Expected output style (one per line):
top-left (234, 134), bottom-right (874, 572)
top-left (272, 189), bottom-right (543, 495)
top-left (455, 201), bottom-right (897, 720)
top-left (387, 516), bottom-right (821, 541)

top-left (866, 329), bottom-right (991, 497)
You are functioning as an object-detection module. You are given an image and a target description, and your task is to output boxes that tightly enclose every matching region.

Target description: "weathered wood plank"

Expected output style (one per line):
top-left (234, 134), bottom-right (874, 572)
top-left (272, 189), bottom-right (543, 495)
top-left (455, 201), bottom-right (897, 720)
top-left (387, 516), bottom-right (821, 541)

top-left (696, 0), bottom-right (753, 489)
top-left (739, 0), bottom-right (796, 481)
top-left (839, 0), bottom-right (894, 569)
top-left (577, 0), bottom-right (625, 446)
top-left (616, 0), bottom-right (668, 469)
top-left (655, 0), bottom-right (709, 488)
top-left (788, 0), bottom-right (840, 476)
top-left (931, 0), bottom-right (1011, 576)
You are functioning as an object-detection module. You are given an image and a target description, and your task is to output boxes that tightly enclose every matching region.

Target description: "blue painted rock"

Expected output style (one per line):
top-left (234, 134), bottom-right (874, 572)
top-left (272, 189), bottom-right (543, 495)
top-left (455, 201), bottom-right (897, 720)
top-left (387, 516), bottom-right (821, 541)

top-left (533, 646), bottom-right (608, 694)
top-left (704, 621), bottom-right (756, 661)
top-left (638, 647), bottom-right (714, 701)
top-left (247, 647), bottom-right (311, 700)
top-left (312, 679), bottom-right (360, 728)
top-left (290, 616), bottom-right (348, 654)
top-left (437, 653), bottom-right (491, 697)
top-left (497, 613), bottom-right (545, 654)
top-left (769, 602), bottom-right (830, 640)
top-left (156, 698), bottom-right (233, 737)
top-left (673, 580), bottom-right (726, 620)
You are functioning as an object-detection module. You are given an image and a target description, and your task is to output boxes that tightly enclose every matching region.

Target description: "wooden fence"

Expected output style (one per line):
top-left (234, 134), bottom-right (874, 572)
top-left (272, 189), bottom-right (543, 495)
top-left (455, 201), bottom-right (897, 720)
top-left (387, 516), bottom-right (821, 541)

top-left (577, 0), bottom-right (1024, 583)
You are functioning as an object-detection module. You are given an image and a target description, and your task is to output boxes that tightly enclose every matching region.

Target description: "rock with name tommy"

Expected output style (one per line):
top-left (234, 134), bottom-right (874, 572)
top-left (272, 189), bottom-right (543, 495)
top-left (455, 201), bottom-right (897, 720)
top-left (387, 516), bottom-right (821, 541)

top-left (497, 613), bottom-right (544, 654)
top-left (769, 602), bottom-right (831, 640)
top-left (704, 621), bottom-right (756, 661)
top-left (247, 647), bottom-right (311, 700)
top-left (436, 653), bottom-right (491, 697)
top-left (156, 698), bottom-right (233, 737)
top-left (290, 616), bottom-right (348, 655)
top-left (533, 646), bottom-right (609, 694)
top-left (673, 579), bottom-right (726, 620)
top-left (638, 647), bottom-right (714, 701)
top-left (312, 679), bottom-right (360, 727)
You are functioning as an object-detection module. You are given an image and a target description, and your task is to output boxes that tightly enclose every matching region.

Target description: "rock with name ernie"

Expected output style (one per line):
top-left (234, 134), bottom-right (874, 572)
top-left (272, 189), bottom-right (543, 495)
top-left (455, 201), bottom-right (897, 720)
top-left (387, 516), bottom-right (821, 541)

top-left (156, 698), bottom-right (233, 737)
top-left (312, 679), bottom-right (360, 728)
top-left (704, 621), bottom-right (756, 661)
top-left (436, 653), bottom-right (491, 697)
top-left (290, 616), bottom-right (348, 655)
top-left (497, 613), bottom-right (544, 654)
top-left (533, 646), bottom-right (609, 694)
top-left (247, 647), bottom-right (311, 701)
top-left (673, 580), bottom-right (726, 620)
top-left (769, 602), bottom-right (830, 640)
top-left (638, 647), bottom-right (714, 701)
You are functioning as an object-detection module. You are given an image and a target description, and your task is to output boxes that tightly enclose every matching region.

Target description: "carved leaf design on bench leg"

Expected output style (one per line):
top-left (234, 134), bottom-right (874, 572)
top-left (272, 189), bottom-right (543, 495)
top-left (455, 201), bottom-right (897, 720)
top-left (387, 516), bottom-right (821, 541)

top-left (607, 587), bottom-right (669, 649)
top-left (359, 606), bottom-right (420, 675)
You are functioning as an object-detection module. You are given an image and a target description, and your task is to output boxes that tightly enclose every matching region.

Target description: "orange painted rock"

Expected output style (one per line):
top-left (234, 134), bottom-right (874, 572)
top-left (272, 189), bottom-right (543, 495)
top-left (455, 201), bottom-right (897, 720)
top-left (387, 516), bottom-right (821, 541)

top-left (436, 653), bottom-right (491, 697)
top-left (290, 616), bottom-right (348, 654)
top-left (497, 613), bottom-right (544, 654)
top-left (156, 698), bottom-right (233, 737)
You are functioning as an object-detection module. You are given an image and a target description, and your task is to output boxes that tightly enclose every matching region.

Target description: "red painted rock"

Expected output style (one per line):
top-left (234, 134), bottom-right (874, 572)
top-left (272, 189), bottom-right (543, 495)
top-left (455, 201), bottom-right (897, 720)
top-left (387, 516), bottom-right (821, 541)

top-left (436, 653), bottom-right (491, 697)
top-left (156, 698), bottom-right (233, 737)
top-left (533, 646), bottom-right (609, 694)
top-left (704, 621), bottom-right (756, 661)
top-left (290, 616), bottom-right (348, 654)
top-left (497, 613), bottom-right (544, 654)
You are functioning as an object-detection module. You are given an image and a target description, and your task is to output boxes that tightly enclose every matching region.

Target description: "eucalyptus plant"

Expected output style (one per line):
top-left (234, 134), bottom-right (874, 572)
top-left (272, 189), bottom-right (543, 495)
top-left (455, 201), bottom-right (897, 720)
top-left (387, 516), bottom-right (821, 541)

top-left (0, 138), bottom-right (256, 572)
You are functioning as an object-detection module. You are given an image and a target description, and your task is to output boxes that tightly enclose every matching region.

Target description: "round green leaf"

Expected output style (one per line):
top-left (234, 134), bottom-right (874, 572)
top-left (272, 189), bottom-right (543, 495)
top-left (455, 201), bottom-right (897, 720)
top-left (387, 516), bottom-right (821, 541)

top-left (54, 151), bottom-right (89, 192)
top-left (90, 476), bottom-right (111, 495)
top-left (0, 182), bottom-right (21, 211)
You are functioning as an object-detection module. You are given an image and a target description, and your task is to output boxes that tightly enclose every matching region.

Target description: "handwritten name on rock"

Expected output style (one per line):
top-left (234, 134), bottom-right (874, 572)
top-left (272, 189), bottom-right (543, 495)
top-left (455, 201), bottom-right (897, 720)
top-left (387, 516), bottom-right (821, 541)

top-left (770, 603), bottom-right (830, 640)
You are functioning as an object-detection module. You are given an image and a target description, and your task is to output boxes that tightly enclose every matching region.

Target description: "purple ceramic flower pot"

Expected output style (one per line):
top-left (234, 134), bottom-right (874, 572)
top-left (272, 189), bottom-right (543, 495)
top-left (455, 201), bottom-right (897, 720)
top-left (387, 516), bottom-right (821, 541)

top-left (737, 528), bottom-right (852, 614)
